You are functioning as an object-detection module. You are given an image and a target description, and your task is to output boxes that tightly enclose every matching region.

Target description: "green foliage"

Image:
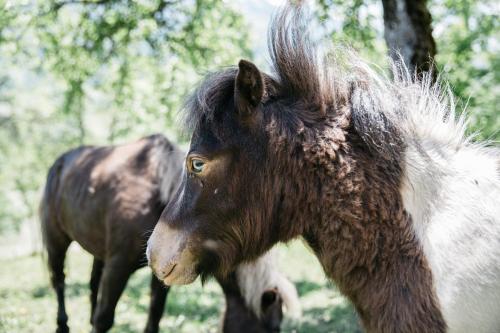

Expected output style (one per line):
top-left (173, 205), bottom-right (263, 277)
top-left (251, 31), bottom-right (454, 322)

top-left (432, 0), bottom-right (499, 141)
top-left (317, 0), bottom-right (387, 62)
top-left (0, 0), bottom-right (250, 233)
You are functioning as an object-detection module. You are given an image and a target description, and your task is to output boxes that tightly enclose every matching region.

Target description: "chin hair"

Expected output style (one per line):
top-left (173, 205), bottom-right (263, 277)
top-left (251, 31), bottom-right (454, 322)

top-left (196, 247), bottom-right (223, 284)
top-left (196, 237), bottom-right (243, 281)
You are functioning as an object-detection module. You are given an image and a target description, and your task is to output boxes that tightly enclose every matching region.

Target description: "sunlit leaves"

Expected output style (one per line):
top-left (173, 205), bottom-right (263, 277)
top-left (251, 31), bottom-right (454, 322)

top-left (0, 0), bottom-right (251, 232)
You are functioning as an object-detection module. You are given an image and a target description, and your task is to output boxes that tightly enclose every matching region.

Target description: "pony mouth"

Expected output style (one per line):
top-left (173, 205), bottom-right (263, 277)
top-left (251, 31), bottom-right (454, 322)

top-left (162, 262), bottom-right (198, 285)
top-left (164, 263), bottom-right (177, 279)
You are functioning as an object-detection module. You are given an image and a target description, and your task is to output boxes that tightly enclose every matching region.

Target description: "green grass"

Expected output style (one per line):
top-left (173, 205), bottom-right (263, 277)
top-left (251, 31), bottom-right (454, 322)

top-left (0, 241), bottom-right (361, 333)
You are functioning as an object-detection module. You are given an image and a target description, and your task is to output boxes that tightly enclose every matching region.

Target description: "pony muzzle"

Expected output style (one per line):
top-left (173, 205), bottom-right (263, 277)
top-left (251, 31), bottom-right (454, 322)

top-left (147, 222), bottom-right (198, 285)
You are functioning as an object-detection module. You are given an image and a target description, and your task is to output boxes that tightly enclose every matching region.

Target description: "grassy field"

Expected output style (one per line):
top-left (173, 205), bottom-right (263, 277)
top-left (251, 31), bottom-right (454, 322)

top-left (0, 240), bottom-right (362, 333)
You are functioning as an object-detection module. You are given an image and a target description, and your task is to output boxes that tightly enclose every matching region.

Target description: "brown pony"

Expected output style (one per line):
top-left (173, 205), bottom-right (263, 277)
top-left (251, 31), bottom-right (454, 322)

top-left (40, 134), bottom-right (298, 333)
top-left (147, 4), bottom-right (500, 333)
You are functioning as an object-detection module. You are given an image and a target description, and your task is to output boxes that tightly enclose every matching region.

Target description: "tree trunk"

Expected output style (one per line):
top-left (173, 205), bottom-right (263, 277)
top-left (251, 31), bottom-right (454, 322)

top-left (382, 0), bottom-right (437, 80)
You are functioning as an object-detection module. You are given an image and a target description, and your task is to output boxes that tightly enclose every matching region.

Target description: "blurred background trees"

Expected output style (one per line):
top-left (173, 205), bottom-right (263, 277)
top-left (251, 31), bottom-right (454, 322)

top-left (317, 0), bottom-right (498, 141)
top-left (0, 0), bottom-right (498, 236)
top-left (0, 0), bottom-right (250, 235)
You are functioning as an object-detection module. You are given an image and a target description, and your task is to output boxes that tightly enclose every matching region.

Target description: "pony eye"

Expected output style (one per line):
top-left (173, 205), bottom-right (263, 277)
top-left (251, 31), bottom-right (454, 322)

top-left (191, 159), bottom-right (205, 173)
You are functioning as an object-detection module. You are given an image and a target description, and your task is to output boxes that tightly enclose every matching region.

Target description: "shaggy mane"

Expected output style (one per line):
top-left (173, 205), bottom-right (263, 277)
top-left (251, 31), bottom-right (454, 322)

top-left (182, 3), bottom-right (473, 159)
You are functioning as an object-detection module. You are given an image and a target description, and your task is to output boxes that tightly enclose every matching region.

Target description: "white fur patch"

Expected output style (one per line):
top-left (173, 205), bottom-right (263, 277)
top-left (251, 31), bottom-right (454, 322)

top-left (400, 109), bottom-right (500, 332)
top-left (236, 248), bottom-right (301, 319)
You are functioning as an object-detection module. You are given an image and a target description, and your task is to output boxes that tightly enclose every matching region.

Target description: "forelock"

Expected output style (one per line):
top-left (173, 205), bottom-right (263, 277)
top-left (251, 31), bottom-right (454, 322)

top-left (181, 68), bottom-right (238, 133)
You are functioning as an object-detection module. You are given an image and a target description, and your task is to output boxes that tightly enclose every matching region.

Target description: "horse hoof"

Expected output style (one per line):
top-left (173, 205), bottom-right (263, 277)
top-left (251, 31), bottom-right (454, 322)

top-left (56, 325), bottom-right (69, 333)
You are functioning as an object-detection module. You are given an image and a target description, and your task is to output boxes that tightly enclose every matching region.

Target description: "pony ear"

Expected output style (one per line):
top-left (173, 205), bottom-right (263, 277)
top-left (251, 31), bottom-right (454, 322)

top-left (235, 59), bottom-right (265, 117)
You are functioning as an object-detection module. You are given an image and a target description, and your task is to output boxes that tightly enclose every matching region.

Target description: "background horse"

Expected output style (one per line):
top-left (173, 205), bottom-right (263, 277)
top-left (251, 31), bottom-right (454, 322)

top-left (40, 134), bottom-right (299, 333)
top-left (147, 4), bottom-right (500, 333)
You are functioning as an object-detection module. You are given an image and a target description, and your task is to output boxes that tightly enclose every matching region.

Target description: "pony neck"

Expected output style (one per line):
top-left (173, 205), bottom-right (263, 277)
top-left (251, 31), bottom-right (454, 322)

top-left (269, 113), bottom-right (446, 332)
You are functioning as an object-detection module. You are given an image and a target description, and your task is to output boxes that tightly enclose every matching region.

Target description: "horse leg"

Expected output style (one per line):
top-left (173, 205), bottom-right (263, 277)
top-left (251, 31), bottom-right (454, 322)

top-left (144, 274), bottom-right (170, 333)
top-left (91, 257), bottom-right (133, 333)
top-left (45, 232), bottom-right (71, 333)
top-left (89, 258), bottom-right (104, 324)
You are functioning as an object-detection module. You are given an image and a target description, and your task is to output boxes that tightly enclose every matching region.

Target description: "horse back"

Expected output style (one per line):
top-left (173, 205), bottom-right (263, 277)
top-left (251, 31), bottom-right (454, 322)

top-left (41, 135), bottom-right (173, 261)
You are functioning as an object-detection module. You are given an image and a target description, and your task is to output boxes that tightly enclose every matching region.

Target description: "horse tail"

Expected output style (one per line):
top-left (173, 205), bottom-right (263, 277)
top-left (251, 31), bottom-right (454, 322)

top-left (39, 154), bottom-right (65, 250)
